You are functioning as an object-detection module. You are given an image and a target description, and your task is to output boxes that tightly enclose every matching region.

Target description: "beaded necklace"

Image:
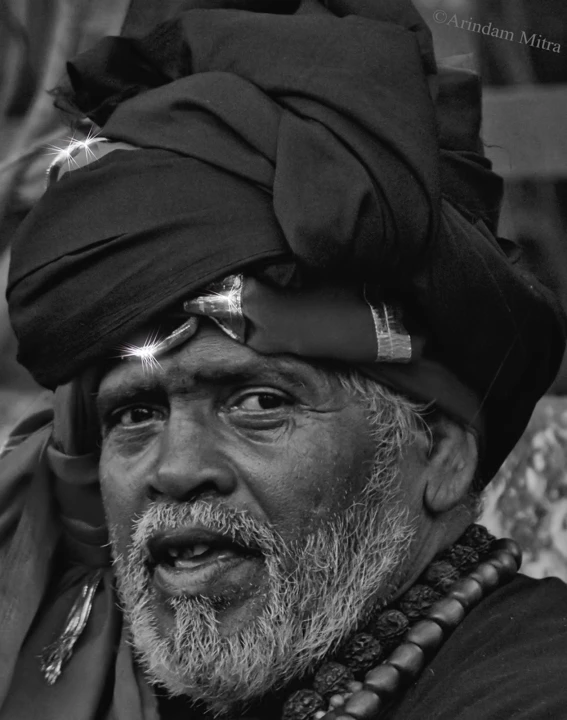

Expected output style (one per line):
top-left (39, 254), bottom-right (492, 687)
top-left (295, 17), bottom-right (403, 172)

top-left (272, 524), bottom-right (521, 720)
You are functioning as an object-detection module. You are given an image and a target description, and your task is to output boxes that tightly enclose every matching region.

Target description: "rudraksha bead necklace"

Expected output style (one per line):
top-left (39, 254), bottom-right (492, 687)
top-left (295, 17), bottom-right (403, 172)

top-left (276, 524), bottom-right (522, 720)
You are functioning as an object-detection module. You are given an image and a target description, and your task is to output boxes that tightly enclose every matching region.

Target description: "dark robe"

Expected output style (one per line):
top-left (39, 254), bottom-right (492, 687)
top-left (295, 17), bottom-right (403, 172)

top-left (389, 574), bottom-right (567, 720)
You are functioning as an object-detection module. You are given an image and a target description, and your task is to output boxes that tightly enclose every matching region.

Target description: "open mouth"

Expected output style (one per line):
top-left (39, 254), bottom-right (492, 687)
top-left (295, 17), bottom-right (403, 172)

top-left (147, 528), bottom-right (263, 598)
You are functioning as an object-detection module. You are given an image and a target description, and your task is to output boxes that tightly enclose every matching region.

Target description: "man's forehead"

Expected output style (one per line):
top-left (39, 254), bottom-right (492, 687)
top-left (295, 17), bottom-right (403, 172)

top-left (97, 323), bottom-right (331, 397)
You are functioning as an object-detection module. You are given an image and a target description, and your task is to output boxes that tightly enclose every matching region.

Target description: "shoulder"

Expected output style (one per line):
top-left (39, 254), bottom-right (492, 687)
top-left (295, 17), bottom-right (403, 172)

top-left (392, 574), bottom-right (567, 719)
top-left (1, 396), bottom-right (53, 459)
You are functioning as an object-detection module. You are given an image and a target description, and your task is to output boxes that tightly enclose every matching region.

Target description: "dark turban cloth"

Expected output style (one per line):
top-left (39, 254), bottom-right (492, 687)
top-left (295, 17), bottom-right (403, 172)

top-left (7, 0), bottom-right (566, 481)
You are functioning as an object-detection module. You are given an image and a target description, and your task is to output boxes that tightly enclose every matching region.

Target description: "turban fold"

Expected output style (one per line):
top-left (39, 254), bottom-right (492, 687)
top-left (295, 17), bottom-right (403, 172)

top-left (7, 0), bottom-right (566, 480)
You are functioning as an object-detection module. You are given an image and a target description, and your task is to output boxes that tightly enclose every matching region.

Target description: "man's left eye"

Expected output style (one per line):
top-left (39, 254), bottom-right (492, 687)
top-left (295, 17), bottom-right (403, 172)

top-left (232, 392), bottom-right (291, 412)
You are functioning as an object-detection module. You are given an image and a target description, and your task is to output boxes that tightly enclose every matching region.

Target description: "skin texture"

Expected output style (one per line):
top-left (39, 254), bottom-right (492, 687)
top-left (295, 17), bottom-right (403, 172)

top-left (98, 322), bottom-right (378, 631)
top-left (97, 321), bottom-right (478, 633)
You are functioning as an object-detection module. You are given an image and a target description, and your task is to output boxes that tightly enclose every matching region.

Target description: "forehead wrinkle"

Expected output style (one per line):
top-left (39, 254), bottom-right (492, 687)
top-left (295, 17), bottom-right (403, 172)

top-left (97, 344), bottom-right (328, 405)
top-left (156, 328), bottom-right (329, 391)
top-left (174, 353), bottom-right (318, 392)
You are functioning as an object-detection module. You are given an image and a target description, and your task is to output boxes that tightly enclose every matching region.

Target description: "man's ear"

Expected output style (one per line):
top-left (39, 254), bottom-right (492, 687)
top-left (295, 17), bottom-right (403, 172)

top-left (422, 414), bottom-right (478, 514)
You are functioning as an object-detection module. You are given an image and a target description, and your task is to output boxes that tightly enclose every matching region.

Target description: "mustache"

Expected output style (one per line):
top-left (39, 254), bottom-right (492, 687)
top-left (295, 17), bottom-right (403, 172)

top-left (127, 501), bottom-right (285, 562)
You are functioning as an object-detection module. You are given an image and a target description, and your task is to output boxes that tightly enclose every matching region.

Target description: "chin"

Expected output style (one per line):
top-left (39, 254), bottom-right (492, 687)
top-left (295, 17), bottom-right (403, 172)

top-left (125, 582), bottom-right (292, 715)
top-left (150, 568), bottom-right (272, 640)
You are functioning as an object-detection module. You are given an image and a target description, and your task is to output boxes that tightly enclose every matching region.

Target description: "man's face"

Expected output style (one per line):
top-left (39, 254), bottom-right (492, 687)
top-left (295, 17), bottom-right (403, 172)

top-left (97, 323), bottom-right (416, 713)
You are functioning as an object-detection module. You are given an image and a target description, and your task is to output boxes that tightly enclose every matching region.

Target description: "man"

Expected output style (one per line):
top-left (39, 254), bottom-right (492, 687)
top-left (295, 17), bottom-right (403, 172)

top-left (1, 2), bottom-right (567, 719)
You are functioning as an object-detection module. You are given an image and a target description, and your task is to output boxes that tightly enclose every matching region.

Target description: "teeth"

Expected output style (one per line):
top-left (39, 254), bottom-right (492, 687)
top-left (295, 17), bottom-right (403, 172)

top-left (165, 544), bottom-right (211, 563)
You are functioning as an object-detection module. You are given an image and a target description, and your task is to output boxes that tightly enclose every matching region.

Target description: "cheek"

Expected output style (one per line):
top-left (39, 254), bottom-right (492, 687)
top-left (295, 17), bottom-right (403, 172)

top-left (261, 410), bottom-right (374, 534)
top-left (98, 446), bottom-right (147, 556)
top-left (394, 442), bottom-right (428, 515)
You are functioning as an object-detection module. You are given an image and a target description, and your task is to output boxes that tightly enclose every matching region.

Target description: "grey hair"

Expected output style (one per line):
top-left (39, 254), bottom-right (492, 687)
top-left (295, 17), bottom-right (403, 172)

top-left (336, 369), bottom-right (483, 518)
top-left (337, 369), bottom-right (431, 460)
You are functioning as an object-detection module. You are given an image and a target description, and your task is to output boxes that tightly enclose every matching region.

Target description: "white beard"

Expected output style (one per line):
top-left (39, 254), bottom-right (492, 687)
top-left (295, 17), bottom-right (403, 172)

top-left (111, 464), bottom-right (415, 717)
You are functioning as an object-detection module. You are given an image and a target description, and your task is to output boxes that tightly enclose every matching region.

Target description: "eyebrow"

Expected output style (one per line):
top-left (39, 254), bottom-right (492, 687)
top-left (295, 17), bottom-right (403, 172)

top-left (96, 355), bottom-right (314, 412)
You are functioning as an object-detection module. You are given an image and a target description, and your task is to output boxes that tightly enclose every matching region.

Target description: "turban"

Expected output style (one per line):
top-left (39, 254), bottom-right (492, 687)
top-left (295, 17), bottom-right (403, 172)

top-left (6, 0), bottom-right (566, 480)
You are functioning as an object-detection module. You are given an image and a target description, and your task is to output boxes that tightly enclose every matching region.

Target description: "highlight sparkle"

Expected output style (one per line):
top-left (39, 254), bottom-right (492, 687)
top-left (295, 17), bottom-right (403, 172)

top-left (119, 331), bottom-right (163, 373)
top-left (46, 128), bottom-right (103, 174)
top-left (208, 285), bottom-right (241, 315)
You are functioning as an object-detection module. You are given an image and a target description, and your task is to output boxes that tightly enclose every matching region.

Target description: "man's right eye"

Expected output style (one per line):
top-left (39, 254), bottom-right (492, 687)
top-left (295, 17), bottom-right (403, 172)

top-left (108, 406), bottom-right (164, 429)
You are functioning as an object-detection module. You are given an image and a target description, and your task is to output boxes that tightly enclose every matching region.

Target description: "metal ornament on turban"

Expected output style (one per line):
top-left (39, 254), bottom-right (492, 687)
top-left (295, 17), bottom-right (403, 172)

top-left (7, 0), bottom-right (566, 483)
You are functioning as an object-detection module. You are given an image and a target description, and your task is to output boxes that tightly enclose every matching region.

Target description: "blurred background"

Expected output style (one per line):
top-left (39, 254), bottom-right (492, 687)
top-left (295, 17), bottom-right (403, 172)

top-left (1, 0), bottom-right (567, 578)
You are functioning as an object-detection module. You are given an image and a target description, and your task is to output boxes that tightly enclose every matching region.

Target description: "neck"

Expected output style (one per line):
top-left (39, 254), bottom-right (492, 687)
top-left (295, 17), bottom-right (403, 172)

top-left (390, 510), bottom-right (473, 602)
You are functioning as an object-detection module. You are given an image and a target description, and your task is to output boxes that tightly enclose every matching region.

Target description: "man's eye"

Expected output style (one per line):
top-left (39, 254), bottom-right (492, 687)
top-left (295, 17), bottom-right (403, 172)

top-left (110, 406), bottom-right (163, 427)
top-left (233, 392), bottom-right (291, 412)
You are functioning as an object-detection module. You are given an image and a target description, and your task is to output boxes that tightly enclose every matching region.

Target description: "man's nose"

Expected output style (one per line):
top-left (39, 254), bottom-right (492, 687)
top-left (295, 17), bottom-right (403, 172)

top-left (150, 411), bottom-right (236, 501)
